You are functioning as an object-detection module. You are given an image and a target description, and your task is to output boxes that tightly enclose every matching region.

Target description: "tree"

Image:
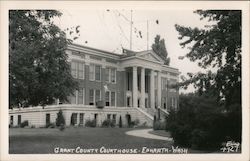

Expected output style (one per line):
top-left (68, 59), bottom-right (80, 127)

top-left (119, 115), bottom-right (122, 128)
top-left (151, 35), bottom-right (170, 65)
top-left (175, 10), bottom-right (241, 108)
top-left (174, 10), bottom-right (242, 142)
top-left (9, 10), bottom-right (78, 108)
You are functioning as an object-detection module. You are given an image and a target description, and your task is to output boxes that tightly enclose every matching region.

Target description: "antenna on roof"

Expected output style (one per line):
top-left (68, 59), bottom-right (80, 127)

top-left (129, 10), bottom-right (133, 51)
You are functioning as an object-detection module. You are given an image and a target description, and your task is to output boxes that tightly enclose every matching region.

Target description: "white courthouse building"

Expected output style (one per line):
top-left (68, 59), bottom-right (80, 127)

top-left (9, 44), bottom-right (180, 127)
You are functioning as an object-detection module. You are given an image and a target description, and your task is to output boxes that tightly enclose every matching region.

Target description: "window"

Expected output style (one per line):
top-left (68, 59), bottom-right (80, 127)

top-left (90, 64), bottom-right (101, 81)
top-left (105, 91), bottom-right (116, 107)
top-left (171, 97), bottom-right (176, 108)
top-left (71, 91), bottom-right (77, 104)
top-left (145, 76), bottom-right (149, 93)
top-left (137, 74), bottom-right (140, 91)
top-left (105, 67), bottom-right (116, 83)
top-left (71, 89), bottom-right (84, 104)
top-left (112, 114), bottom-right (116, 123)
top-left (18, 115), bottom-right (21, 125)
top-left (46, 114), bottom-right (50, 125)
top-left (107, 114), bottom-right (111, 120)
top-left (105, 68), bottom-right (110, 82)
top-left (111, 68), bottom-right (116, 83)
top-left (89, 89), bottom-right (94, 105)
top-left (71, 61), bottom-right (84, 79)
top-left (89, 64), bottom-right (95, 80)
top-left (162, 78), bottom-right (167, 90)
top-left (127, 72), bottom-right (130, 90)
top-left (95, 65), bottom-right (101, 81)
top-left (78, 62), bottom-right (84, 79)
top-left (127, 97), bottom-right (131, 107)
top-left (95, 89), bottom-right (101, 102)
top-left (111, 92), bottom-right (116, 106)
top-left (105, 91), bottom-right (110, 106)
top-left (71, 113), bottom-right (77, 125)
top-left (79, 113), bottom-right (84, 125)
top-left (78, 88), bottom-right (84, 104)
top-left (71, 62), bottom-right (77, 78)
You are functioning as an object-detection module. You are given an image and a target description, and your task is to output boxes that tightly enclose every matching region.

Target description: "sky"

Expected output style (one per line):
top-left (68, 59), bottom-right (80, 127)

top-left (55, 9), bottom-right (212, 93)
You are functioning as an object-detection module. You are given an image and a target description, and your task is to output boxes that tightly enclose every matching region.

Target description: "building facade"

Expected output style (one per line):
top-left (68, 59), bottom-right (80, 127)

top-left (9, 44), bottom-right (179, 128)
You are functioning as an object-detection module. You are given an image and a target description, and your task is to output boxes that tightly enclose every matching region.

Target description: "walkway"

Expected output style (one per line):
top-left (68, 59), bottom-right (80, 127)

top-left (125, 129), bottom-right (173, 141)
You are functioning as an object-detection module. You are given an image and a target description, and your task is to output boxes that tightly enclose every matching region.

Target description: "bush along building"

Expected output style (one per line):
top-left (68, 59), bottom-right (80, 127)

top-left (9, 44), bottom-right (180, 128)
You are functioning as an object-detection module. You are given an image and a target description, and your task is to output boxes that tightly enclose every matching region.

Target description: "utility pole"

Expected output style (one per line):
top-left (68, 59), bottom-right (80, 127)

top-left (130, 10), bottom-right (133, 50)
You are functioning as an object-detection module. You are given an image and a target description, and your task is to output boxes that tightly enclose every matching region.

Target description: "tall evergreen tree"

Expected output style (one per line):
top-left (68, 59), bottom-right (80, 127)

top-left (151, 35), bottom-right (170, 65)
top-left (9, 10), bottom-right (78, 108)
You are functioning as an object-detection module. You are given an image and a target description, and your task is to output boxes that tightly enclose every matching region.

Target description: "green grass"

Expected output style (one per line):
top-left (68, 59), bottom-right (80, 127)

top-left (9, 127), bottom-right (174, 154)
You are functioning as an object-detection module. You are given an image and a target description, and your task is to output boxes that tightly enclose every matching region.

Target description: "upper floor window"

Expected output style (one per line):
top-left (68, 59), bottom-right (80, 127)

top-left (111, 68), bottom-right (116, 83)
top-left (161, 77), bottom-right (167, 90)
top-left (105, 67), bottom-right (116, 83)
top-left (89, 64), bottom-right (101, 81)
top-left (95, 65), bottom-right (101, 81)
top-left (71, 61), bottom-right (84, 79)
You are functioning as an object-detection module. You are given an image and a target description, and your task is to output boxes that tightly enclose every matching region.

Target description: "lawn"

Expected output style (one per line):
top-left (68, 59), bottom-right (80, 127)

top-left (9, 127), bottom-right (174, 154)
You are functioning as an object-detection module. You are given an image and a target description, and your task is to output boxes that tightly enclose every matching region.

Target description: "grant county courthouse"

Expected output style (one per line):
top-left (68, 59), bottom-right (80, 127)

top-left (9, 43), bottom-right (179, 127)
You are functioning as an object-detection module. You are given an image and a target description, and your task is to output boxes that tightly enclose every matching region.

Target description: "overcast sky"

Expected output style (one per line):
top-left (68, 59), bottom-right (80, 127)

top-left (55, 9), bottom-right (212, 93)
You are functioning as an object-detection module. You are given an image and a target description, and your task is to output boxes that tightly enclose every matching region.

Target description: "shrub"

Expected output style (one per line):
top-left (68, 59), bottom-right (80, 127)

top-left (102, 119), bottom-right (115, 128)
top-left (166, 93), bottom-right (242, 150)
top-left (20, 120), bottom-right (29, 128)
top-left (153, 120), bottom-right (166, 130)
top-left (119, 115), bottom-right (122, 128)
top-left (85, 119), bottom-right (96, 127)
top-left (56, 109), bottom-right (65, 127)
top-left (46, 123), bottom-right (56, 128)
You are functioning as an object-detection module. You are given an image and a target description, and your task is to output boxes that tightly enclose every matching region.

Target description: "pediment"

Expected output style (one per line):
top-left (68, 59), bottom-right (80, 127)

top-left (137, 51), bottom-right (165, 63)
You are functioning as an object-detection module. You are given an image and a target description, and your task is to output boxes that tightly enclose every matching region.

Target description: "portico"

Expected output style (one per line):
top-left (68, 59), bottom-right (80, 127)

top-left (129, 66), bottom-right (161, 109)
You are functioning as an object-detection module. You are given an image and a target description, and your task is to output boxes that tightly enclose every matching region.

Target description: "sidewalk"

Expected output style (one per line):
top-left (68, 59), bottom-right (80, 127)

top-left (125, 129), bottom-right (173, 141)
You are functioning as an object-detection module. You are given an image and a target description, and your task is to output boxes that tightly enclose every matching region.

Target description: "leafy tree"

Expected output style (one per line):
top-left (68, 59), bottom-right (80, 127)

top-left (172, 10), bottom-right (242, 146)
top-left (152, 35), bottom-right (170, 65)
top-left (9, 10), bottom-right (78, 108)
top-left (175, 10), bottom-right (241, 108)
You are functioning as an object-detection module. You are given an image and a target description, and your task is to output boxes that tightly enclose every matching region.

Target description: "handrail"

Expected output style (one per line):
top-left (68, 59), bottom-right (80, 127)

top-left (134, 108), bottom-right (154, 120)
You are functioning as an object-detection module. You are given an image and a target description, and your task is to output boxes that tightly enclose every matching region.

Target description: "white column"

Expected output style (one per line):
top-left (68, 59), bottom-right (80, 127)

top-left (141, 67), bottom-right (145, 108)
top-left (157, 71), bottom-right (162, 109)
top-left (133, 66), bottom-right (138, 108)
top-left (150, 69), bottom-right (155, 108)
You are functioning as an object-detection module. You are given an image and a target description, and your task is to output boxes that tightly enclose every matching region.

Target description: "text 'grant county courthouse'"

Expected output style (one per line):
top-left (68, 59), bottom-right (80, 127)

top-left (9, 44), bottom-right (180, 127)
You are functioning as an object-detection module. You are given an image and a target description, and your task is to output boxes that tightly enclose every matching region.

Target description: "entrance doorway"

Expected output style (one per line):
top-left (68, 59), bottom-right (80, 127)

top-left (127, 97), bottom-right (131, 107)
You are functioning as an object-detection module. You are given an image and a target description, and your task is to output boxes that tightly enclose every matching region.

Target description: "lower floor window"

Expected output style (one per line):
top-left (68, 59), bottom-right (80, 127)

top-left (71, 113), bottom-right (78, 125)
top-left (90, 89), bottom-right (101, 105)
top-left (71, 88), bottom-right (85, 104)
top-left (105, 91), bottom-right (116, 106)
